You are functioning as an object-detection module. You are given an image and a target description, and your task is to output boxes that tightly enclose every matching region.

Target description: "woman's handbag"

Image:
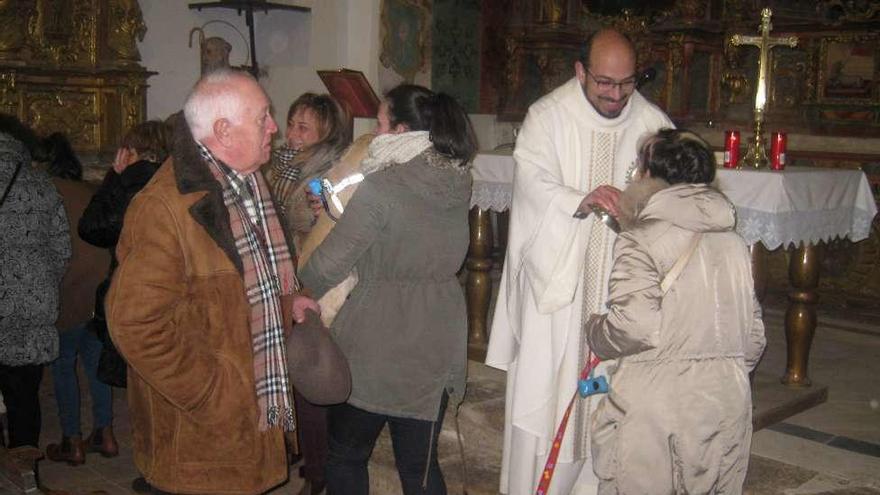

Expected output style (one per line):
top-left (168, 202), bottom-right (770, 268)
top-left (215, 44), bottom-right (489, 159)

top-left (91, 279), bottom-right (127, 388)
top-left (285, 308), bottom-right (351, 405)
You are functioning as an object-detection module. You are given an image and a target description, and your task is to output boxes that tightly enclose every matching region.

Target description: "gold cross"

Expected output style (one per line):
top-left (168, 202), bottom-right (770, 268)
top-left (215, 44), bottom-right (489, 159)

top-left (730, 8), bottom-right (798, 116)
top-left (729, 8), bottom-right (798, 168)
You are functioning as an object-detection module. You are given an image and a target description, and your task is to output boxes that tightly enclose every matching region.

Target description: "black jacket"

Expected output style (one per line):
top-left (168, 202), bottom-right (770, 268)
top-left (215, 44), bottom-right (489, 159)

top-left (79, 159), bottom-right (161, 317)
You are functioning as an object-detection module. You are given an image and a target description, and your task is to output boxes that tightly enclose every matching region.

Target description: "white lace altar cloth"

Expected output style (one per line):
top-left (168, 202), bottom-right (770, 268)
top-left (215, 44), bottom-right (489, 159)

top-left (470, 152), bottom-right (878, 249)
top-left (716, 167), bottom-right (877, 249)
top-left (470, 151), bottom-right (517, 212)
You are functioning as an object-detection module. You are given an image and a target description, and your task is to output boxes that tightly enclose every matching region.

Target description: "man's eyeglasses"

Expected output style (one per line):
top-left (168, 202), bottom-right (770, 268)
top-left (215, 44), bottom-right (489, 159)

top-left (586, 70), bottom-right (637, 92)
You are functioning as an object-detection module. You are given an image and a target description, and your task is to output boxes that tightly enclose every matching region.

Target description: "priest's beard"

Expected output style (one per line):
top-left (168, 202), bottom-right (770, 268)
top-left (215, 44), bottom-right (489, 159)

top-left (580, 80), bottom-right (630, 119)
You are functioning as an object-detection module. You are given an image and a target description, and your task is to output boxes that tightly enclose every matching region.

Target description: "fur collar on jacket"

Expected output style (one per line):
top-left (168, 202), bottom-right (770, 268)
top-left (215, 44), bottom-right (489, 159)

top-left (169, 112), bottom-right (244, 274)
top-left (617, 176), bottom-right (670, 232)
top-left (617, 176), bottom-right (736, 234)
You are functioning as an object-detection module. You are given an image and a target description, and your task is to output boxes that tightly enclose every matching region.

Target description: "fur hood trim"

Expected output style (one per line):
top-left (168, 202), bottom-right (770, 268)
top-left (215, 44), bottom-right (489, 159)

top-left (617, 177), bottom-right (670, 231)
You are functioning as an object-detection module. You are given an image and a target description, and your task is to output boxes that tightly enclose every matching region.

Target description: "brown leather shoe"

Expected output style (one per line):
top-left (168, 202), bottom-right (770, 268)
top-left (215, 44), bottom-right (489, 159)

top-left (46, 436), bottom-right (85, 466)
top-left (85, 426), bottom-right (119, 458)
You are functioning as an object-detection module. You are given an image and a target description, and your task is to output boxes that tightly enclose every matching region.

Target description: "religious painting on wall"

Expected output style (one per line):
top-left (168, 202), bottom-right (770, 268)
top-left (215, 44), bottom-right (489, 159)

top-left (432, 0), bottom-right (480, 112)
top-left (817, 35), bottom-right (879, 104)
top-left (380, 0), bottom-right (431, 82)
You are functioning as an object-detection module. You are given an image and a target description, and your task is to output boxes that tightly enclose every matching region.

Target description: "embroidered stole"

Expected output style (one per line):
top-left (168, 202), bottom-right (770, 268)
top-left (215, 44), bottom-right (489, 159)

top-left (574, 130), bottom-right (617, 458)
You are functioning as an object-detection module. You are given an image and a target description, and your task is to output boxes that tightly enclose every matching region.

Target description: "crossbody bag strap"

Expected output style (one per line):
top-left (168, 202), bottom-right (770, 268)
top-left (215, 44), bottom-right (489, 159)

top-left (0, 161), bottom-right (23, 208)
top-left (660, 233), bottom-right (703, 294)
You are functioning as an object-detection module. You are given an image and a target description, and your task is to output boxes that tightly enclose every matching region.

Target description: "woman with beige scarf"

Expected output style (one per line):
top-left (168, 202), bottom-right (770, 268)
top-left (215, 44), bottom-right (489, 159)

top-left (267, 92), bottom-right (351, 254)
top-left (266, 93), bottom-right (351, 495)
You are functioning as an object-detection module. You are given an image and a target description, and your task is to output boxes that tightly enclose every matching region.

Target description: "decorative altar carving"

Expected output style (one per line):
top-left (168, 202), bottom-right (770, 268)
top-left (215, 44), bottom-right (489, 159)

top-left (0, 0), bottom-right (154, 156)
top-left (487, 0), bottom-right (879, 135)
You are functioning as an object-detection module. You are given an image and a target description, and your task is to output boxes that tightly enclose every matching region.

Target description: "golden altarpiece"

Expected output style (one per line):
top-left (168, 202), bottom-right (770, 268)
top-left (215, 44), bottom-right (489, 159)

top-left (0, 0), bottom-right (153, 156)
top-left (487, 0), bottom-right (880, 307)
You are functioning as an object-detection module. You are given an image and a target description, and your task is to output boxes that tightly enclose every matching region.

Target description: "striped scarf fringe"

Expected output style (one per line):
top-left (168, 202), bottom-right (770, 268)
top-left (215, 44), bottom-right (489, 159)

top-left (200, 144), bottom-right (297, 432)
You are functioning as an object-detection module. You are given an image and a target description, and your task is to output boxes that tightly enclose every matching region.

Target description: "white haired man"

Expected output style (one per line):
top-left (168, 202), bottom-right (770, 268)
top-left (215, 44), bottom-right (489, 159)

top-left (107, 70), bottom-right (319, 494)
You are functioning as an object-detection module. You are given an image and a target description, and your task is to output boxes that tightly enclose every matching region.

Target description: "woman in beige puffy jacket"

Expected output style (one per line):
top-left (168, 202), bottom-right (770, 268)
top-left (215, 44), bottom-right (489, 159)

top-left (586, 129), bottom-right (766, 494)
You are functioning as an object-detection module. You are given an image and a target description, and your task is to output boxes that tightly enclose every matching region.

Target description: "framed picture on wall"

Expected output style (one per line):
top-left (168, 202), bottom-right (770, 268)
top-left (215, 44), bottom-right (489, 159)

top-left (379, 0), bottom-right (430, 82)
top-left (817, 34), bottom-right (879, 104)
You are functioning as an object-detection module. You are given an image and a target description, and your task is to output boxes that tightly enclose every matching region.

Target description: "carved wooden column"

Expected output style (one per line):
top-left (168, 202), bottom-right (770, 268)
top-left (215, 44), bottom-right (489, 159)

top-left (750, 243), bottom-right (768, 302)
top-left (783, 242), bottom-right (823, 386)
top-left (467, 207), bottom-right (494, 358)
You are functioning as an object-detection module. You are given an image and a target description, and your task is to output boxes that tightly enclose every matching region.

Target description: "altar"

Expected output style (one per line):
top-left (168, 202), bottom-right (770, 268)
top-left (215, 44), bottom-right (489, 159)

top-left (466, 151), bottom-right (878, 387)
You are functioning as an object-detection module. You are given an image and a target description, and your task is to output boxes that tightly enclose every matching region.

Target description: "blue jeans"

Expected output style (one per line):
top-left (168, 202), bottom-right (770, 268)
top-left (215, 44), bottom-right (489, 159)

top-left (326, 394), bottom-right (448, 495)
top-left (50, 322), bottom-right (113, 437)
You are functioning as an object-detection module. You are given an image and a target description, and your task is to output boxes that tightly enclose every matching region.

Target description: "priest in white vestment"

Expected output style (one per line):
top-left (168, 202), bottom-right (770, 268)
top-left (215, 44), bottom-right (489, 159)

top-left (486, 29), bottom-right (673, 495)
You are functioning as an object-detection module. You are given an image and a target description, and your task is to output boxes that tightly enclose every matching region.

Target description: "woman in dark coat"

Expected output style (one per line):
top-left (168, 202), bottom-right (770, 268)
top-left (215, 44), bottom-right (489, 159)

top-left (72, 120), bottom-right (169, 466)
top-left (299, 84), bottom-right (476, 495)
top-left (0, 131), bottom-right (70, 448)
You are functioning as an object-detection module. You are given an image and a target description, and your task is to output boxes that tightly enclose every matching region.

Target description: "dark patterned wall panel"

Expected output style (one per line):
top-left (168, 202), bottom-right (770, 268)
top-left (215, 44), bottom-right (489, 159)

top-left (431, 0), bottom-right (481, 112)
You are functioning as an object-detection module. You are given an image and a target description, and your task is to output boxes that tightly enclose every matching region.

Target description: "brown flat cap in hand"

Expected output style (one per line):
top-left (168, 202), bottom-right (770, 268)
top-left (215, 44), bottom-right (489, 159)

top-left (285, 309), bottom-right (352, 405)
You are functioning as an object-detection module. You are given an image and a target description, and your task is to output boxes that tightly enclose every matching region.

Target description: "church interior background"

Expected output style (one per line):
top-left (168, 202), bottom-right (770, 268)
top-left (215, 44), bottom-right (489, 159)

top-left (2, 0), bottom-right (877, 306)
top-left (1, 0), bottom-right (879, 493)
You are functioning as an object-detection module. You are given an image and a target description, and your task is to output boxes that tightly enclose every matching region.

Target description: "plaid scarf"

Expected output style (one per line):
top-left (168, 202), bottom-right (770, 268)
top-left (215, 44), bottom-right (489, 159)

top-left (270, 145), bottom-right (302, 206)
top-left (199, 143), bottom-right (298, 431)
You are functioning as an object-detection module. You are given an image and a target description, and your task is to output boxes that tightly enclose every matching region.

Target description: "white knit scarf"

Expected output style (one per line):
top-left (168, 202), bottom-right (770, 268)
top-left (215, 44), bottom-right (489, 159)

top-left (360, 131), bottom-right (433, 175)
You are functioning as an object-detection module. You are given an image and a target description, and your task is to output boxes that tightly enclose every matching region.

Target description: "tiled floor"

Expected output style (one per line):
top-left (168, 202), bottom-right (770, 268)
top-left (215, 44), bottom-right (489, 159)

top-left (3, 295), bottom-right (880, 494)
top-left (744, 305), bottom-right (880, 494)
top-left (4, 369), bottom-right (308, 495)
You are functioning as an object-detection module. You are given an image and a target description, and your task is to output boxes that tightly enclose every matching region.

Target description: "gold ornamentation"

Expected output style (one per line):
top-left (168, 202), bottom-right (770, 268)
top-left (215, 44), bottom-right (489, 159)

top-left (674, 0), bottom-right (705, 23)
top-left (27, 92), bottom-right (99, 147)
top-left (0, 0), bottom-right (35, 55)
top-left (581, 6), bottom-right (653, 37)
top-left (720, 40), bottom-right (750, 105)
top-left (499, 37), bottom-right (522, 116)
top-left (818, 0), bottom-right (880, 23)
top-left (667, 33), bottom-right (684, 71)
top-left (107, 0), bottom-right (146, 62)
top-left (1, 0), bottom-right (151, 154)
top-left (802, 38), bottom-right (817, 104)
top-left (539, 0), bottom-right (563, 24)
top-left (0, 71), bottom-right (16, 114)
top-left (122, 74), bottom-right (146, 131)
top-left (730, 8), bottom-right (798, 168)
top-left (26, 0), bottom-right (98, 65)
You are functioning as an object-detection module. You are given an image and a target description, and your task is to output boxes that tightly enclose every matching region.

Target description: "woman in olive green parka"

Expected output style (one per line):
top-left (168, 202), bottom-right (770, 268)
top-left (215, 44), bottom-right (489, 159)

top-left (299, 84), bottom-right (476, 495)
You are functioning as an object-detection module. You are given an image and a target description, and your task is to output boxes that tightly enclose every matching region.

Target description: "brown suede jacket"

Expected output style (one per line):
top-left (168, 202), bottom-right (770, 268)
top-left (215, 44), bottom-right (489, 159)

top-left (106, 117), bottom-right (287, 494)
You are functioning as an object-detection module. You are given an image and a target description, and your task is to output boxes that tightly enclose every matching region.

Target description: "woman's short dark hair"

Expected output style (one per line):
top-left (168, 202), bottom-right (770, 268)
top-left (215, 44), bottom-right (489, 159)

top-left (286, 92), bottom-right (351, 151)
top-left (122, 120), bottom-right (172, 164)
top-left (0, 113), bottom-right (82, 180)
top-left (639, 128), bottom-right (716, 185)
top-left (42, 132), bottom-right (82, 180)
top-left (385, 84), bottom-right (478, 164)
